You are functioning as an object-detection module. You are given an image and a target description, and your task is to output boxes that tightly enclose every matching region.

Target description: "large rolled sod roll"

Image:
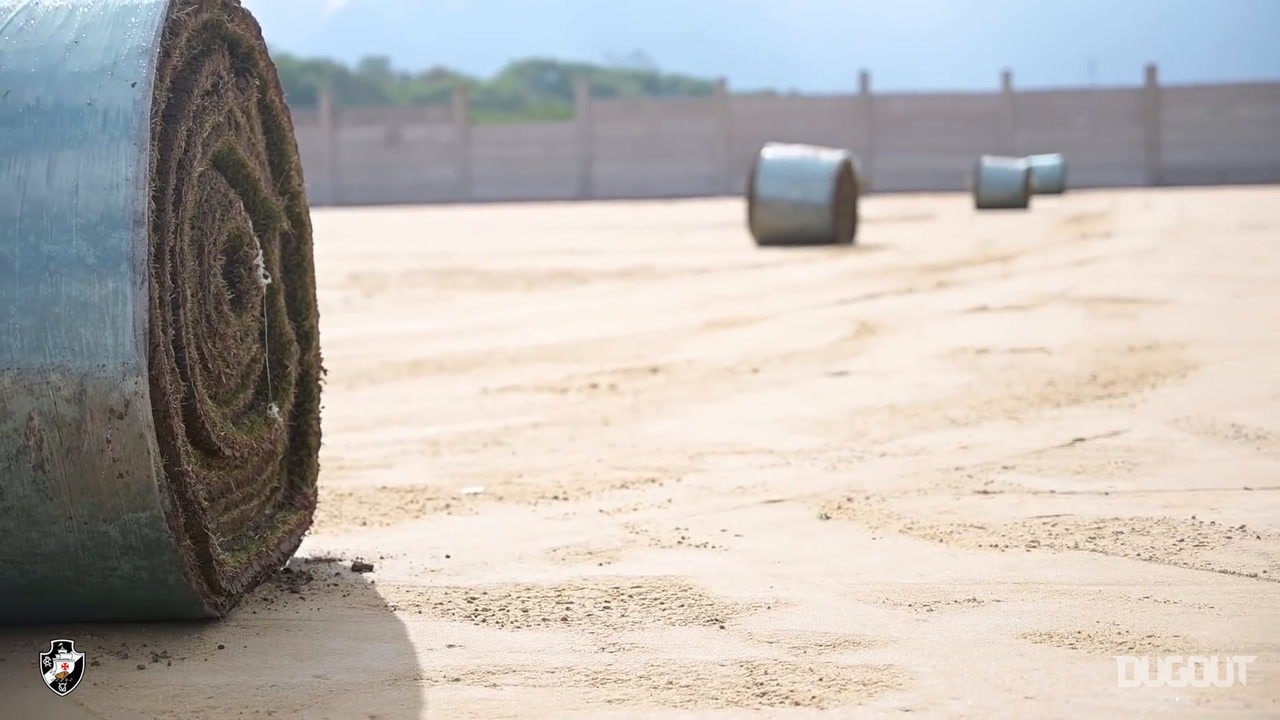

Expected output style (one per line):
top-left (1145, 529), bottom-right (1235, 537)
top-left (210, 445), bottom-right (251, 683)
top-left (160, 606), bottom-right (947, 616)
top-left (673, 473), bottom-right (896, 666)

top-left (746, 143), bottom-right (860, 247)
top-left (972, 154), bottom-right (1033, 210)
top-left (0, 0), bottom-right (322, 622)
top-left (1026, 153), bottom-right (1068, 195)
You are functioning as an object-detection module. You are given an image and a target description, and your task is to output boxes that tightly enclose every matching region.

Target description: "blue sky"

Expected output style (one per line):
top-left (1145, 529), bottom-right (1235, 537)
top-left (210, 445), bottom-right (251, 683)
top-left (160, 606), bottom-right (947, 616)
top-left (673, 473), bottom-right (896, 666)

top-left (241, 0), bottom-right (1280, 92)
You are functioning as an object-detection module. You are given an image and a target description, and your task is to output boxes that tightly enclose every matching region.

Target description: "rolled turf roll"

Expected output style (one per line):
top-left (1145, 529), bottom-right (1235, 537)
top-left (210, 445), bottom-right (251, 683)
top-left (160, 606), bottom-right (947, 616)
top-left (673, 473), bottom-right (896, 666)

top-left (1026, 153), bottom-right (1068, 195)
top-left (0, 0), bottom-right (322, 623)
top-left (746, 143), bottom-right (860, 247)
top-left (972, 154), bottom-right (1033, 210)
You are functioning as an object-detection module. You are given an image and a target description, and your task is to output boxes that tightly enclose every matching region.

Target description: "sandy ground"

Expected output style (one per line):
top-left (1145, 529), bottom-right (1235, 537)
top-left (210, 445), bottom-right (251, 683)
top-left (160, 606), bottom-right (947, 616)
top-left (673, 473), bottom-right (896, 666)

top-left (3, 186), bottom-right (1280, 718)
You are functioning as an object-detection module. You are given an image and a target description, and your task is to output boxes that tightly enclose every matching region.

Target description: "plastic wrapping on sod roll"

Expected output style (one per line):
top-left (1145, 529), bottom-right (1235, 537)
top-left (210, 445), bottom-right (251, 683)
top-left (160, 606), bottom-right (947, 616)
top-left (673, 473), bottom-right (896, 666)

top-left (747, 143), bottom-right (859, 246)
top-left (0, 0), bottom-right (322, 623)
top-left (972, 155), bottom-right (1033, 210)
top-left (1026, 153), bottom-right (1068, 195)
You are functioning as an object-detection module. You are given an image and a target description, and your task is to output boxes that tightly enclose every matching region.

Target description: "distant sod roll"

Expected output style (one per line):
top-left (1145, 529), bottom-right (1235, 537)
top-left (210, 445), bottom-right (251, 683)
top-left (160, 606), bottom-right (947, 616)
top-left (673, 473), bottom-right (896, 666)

top-left (746, 143), bottom-right (860, 246)
top-left (1026, 153), bottom-right (1068, 195)
top-left (0, 0), bottom-right (322, 623)
top-left (972, 154), bottom-right (1033, 210)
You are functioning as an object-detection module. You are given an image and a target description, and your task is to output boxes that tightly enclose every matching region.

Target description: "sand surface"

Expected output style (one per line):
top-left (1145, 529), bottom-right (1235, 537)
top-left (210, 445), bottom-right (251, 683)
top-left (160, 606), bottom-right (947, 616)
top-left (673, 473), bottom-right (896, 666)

top-left (3, 187), bottom-right (1279, 718)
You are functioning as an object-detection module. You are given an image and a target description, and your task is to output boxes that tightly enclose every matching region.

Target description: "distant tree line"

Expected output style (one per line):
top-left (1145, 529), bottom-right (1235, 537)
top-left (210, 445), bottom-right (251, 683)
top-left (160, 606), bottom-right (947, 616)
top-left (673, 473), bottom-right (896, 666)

top-left (272, 53), bottom-right (740, 124)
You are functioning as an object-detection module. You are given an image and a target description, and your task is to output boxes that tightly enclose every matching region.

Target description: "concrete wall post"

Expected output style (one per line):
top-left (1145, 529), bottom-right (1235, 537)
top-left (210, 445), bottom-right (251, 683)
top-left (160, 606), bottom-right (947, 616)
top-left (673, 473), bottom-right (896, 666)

top-left (1143, 63), bottom-right (1163, 186)
top-left (573, 77), bottom-right (594, 200)
top-left (858, 69), bottom-right (876, 190)
top-left (317, 85), bottom-right (338, 205)
top-left (1000, 68), bottom-right (1018, 155)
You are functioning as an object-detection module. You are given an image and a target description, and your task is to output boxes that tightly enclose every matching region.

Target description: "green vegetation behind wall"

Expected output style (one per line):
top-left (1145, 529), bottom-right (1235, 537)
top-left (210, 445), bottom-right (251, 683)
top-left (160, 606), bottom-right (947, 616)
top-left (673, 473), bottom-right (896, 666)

top-left (272, 53), bottom-right (738, 124)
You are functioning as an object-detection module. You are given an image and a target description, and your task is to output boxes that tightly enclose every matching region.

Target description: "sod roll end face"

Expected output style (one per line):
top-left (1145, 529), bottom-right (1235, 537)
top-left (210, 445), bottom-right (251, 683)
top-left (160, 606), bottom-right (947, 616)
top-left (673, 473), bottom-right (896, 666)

top-left (0, 0), bottom-right (322, 623)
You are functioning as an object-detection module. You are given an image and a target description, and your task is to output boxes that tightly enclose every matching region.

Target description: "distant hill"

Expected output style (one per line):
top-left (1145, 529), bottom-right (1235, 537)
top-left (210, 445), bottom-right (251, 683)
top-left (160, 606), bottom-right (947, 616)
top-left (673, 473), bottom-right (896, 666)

top-left (273, 53), bottom-right (730, 124)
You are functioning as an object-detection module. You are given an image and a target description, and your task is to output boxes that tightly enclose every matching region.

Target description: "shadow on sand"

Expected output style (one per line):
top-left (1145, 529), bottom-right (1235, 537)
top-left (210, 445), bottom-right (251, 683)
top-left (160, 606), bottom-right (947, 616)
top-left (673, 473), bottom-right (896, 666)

top-left (0, 557), bottom-right (422, 719)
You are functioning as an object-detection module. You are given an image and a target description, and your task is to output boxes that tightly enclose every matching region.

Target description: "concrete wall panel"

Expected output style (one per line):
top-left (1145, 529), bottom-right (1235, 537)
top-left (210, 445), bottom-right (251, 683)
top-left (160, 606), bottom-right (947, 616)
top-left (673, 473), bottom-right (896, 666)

top-left (333, 122), bottom-right (462, 205)
top-left (873, 93), bottom-right (1007, 191)
top-left (470, 121), bottom-right (581, 201)
top-left (1014, 89), bottom-right (1147, 187)
top-left (1160, 84), bottom-right (1280, 185)
top-left (289, 78), bottom-right (1280, 205)
top-left (589, 96), bottom-right (724, 198)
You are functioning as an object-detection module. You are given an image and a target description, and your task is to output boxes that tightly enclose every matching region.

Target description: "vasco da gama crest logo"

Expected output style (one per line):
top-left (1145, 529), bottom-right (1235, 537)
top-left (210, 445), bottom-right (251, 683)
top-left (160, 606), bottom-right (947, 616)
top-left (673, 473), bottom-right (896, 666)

top-left (40, 639), bottom-right (86, 696)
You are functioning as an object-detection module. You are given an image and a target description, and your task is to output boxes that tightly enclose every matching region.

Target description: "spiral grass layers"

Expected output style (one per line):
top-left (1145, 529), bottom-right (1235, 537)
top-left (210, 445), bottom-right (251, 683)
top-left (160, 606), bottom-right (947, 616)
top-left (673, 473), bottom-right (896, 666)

top-left (147, 0), bottom-right (322, 611)
top-left (0, 0), bottom-right (321, 622)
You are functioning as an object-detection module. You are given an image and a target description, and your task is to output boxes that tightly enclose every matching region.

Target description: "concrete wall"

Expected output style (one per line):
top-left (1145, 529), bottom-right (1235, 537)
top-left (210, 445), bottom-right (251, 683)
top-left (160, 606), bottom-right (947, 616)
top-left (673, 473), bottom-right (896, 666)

top-left (291, 65), bottom-right (1280, 206)
top-left (1159, 82), bottom-right (1280, 186)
